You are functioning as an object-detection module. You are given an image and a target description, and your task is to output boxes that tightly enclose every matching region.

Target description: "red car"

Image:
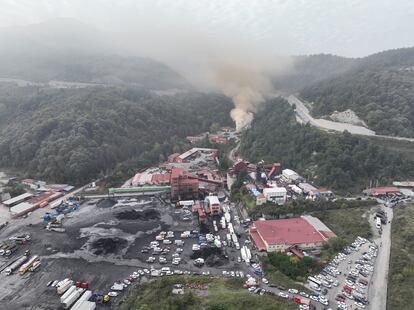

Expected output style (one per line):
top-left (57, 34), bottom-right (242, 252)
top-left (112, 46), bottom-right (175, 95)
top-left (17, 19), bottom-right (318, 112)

top-left (336, 295), bottom-right (345, 302)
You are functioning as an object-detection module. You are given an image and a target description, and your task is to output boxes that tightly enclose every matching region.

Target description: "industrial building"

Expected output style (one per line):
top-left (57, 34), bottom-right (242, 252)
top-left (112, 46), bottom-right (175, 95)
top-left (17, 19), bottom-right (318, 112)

top-left (10, 192), bottom-right (62, 217)
top-left (263, 187), bottom-right (287, 205)
top-left (249, 216), bottom-right (336, 252)
top-left (282, 169), bottom-right (302, 182)
top-left (2, 193), bottom-right (33, 208)
top-left (365, 186), bottom-right (401, 196)
top-left (170, 168), bottom-right (199, 201)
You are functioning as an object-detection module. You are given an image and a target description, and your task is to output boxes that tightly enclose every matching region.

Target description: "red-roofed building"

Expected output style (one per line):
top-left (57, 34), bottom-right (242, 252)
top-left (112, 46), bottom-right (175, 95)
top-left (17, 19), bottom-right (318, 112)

top-left (209, 135), bottom-right (228, 144)
top-left (369, 186), bottom-right (400, 196)
top-left (249, 216), bottom-right (334, 252)
top-left (168, 153), bottom-right (180, 163)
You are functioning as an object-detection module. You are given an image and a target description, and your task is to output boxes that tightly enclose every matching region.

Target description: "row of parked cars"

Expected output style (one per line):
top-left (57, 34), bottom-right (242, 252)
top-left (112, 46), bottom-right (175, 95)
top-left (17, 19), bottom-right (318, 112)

top-left (333, 237), bottom-right (375, 310)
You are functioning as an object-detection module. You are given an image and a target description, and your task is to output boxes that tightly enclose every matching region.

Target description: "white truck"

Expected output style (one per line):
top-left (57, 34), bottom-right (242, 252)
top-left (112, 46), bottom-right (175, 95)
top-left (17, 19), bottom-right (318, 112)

top-left (73, 301), bottom-right (96, 310)
top-left (57, 279), bottom-right (74, 295)
top-left (61, 287), bottom-right (84, 309)
top-left (60, 285), bottom-right (76, 303)
top-left (71, 290), bottom-right (93, 310)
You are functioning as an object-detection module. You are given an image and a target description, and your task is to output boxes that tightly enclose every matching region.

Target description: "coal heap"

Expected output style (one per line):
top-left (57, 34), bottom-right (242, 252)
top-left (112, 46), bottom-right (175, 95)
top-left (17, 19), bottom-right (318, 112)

top-left (115, 209), bottom-right (160, 221)
top-left (190, 247), bottom-right (228, 267)
top-left (91, 237), bottom-right (127, 255)
top-left (97, 198), bottom-right (116, 209)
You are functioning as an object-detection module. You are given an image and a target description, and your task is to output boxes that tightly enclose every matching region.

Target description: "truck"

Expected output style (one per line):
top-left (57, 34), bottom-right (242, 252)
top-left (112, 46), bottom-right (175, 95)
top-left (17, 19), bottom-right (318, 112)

top-left (73, 301), bottom-right (96, 310)
top-left (4, 255), bottom-right (28, 275)
top-left (71, 290), bottom-right (93, 310)
top-left (308, 276), bottom-right (322, 288)
top-left (241, 246), bottom-right (249, 263)
top-left (57, 279), bottom-right (74, 294)
top-left (60, 285), bottom-right (77, 303)
top-left (29, 260), bottom-right (41, 272)
top-left (61, 287), bottom-right (84, 309)
top-left (19, 255), bottom-right (39, 275)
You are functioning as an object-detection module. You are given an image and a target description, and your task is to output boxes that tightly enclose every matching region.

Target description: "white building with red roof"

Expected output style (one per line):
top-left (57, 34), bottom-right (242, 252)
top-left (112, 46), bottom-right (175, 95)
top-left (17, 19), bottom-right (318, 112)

top-left (249, 215), bottom-right (336, 252)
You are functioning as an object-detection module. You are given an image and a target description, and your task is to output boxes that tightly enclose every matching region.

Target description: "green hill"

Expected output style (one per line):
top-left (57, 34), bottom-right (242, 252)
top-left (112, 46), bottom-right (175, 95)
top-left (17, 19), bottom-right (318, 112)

top-left (0, 85), bottom-right (233, 184)
top-left (300, 47), bottom-right (414, 137)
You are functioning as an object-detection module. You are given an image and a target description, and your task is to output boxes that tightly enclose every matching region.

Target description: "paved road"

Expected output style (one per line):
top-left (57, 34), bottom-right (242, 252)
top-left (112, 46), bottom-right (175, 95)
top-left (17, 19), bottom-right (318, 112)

top-left (286, 95), bottom-right (414, 142)
top-left (228, 142), bottom-right (240, 163)
top-left (368, 205), bottom-right (393, 310)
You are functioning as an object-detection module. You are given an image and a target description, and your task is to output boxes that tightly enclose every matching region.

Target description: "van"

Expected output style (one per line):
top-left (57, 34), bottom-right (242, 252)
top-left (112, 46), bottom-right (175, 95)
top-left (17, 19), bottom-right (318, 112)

top-left (174, 240), bottom-right (184, 246)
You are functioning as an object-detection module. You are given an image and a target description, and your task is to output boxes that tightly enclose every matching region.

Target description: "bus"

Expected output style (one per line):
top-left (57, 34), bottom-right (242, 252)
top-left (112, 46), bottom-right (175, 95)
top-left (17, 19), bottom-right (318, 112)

top-left (308, 276), bottom-right (322, 288)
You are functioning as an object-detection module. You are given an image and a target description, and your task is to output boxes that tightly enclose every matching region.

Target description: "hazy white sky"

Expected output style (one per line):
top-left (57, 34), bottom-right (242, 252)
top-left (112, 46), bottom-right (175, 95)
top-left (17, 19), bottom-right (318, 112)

top-left (1, 0), bottom-right (414, 57)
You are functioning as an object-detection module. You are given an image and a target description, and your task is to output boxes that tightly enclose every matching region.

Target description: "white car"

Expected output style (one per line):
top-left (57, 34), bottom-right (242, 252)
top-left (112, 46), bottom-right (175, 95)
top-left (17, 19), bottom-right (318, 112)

top-left (262, 278), bottom-right (269, 284)
top-left (143, 269), bottom-right (150, 274)
top-left (299, 292), bottom-right (309, 298)
top-left (108, 292), bottom-right (118, 297)
top-left (278, 292), bottom-right (289, 298)
top-left (288, 288), bottom-right (298, 294)
top-left (355, 302), bottom-right (366, 308)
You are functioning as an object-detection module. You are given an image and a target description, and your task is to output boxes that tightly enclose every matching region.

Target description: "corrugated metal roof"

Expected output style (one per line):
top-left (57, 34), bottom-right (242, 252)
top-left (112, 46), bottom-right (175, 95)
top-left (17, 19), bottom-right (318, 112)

top-left (2, 193), bottom-right (33, 206)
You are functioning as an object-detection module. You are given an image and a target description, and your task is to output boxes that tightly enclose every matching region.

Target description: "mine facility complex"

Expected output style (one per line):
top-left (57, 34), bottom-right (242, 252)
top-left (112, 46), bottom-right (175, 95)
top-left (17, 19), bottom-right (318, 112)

top-left (0, 125), bottom-right (412, 310)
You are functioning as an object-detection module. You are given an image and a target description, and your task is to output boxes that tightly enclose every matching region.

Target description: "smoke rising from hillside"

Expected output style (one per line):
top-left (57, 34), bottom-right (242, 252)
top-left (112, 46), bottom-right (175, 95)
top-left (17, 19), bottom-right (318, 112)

top-left (0, 2), bottom-right (296, 130)
top-left (207, 52), bottom-right (292, 130)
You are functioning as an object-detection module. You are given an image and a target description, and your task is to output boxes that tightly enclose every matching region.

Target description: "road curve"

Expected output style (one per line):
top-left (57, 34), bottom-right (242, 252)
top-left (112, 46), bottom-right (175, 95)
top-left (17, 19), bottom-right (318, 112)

top-left (286, 95), bottom-right (414, 143)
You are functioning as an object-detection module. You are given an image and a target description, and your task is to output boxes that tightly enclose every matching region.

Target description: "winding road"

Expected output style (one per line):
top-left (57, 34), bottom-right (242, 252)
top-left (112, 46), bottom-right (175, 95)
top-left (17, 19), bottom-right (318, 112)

top-left (286, 95), bottom-right (414, 143)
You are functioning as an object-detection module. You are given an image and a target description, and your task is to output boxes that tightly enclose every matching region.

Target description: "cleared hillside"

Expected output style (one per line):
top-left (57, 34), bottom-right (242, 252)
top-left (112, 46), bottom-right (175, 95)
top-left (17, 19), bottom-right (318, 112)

top-left (300, 47), bottom-right (414, 137)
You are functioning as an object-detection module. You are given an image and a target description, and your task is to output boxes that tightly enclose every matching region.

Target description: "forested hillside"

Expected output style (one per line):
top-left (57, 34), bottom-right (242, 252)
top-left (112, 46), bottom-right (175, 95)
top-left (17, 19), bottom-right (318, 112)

top-left (300, 47), bottom-right (414, 137)
top-left (239, 98), bottom-right (414, 192)
top-left (0, 19), bottom-right (189, 90)
top-left (0, 85), bottom-right (233, 184)
top-left (272, 54), bottom-right (355, 90)
top-left (0, 53), bottom-right (190, 90)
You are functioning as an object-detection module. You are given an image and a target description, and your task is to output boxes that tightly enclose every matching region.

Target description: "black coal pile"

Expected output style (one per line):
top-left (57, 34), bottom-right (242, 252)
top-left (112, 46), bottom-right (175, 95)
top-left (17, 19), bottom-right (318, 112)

top-left (115, 209), bottom-right (160, 221)
top-left (97, 198), bottom-right (116, 209)
top-left (190, 247), bottom-right (228, 267)
top-left (199, 223), bottom-right (210, 234)
top-left (91, 237), bottom-right (127, 255)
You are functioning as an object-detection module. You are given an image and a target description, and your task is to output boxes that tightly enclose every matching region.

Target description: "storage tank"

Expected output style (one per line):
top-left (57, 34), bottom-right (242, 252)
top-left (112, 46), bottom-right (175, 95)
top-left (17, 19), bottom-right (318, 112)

top-left (5, 255), bottom-right (28, 275)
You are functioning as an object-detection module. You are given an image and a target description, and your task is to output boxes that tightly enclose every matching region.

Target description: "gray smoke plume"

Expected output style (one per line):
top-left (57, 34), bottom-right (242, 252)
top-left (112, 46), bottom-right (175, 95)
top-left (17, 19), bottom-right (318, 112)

top-left (212, 62), bottom-right (272, 130)
top-left (208, 52), bottom-right (292, 131)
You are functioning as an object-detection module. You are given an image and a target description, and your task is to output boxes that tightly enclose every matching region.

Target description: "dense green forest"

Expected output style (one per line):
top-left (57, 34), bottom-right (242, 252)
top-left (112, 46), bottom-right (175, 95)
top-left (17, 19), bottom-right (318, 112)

top-left (0, 85), bottom-right (233, 184)
top-left (239, 98), bottom-right (414, 192)
top-left (388, 203), bottom-right (414, 310)
top-left (300, 47), bottom-right (414, 137)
